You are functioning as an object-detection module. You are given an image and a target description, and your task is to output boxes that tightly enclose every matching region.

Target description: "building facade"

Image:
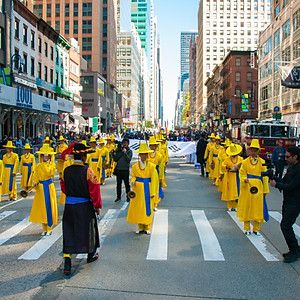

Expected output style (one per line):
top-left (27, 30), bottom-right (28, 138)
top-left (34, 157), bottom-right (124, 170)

top-left (196, 0), bottom-right (272, 127)
top-left (258, 0), bottom-right (300, 130)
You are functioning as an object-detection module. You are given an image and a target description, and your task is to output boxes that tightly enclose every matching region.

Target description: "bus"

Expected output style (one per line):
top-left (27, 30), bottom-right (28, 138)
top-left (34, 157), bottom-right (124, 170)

top-left (238, 120), bottom-right (298, 161)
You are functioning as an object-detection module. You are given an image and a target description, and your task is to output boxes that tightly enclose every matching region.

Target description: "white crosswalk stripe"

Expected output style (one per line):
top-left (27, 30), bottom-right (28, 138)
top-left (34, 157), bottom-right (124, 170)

top-left (0, 217), bottom-right (30, 246)
top-left (18, 223), bottom-right (62, 260)
top-left (147, 209), bottom-right (168, 260)
top-left (0, 211), bottom-right (16, 221)
top-left (227, 211), bottom-right (281, 261)
top-left (192, 210), bottom-right (225, 261)
top-left (269, 211), bottom-right (300, 238)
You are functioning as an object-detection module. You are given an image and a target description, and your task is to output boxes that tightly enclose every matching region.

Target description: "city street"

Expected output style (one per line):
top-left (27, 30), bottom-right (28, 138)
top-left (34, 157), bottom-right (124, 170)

top-left (0, 158), bottom-right (300, 300)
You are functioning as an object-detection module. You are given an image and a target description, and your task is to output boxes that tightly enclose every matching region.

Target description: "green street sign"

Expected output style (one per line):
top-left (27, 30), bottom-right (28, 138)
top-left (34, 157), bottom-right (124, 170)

top-left (241, 94), bottom-right (249, 112)
top-left (273, 113), bottom-right (282, 120)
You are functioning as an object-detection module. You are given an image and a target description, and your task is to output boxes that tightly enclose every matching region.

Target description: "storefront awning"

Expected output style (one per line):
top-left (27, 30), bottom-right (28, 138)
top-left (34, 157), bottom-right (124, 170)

top-left (71, 114), bottom-right (87, 127)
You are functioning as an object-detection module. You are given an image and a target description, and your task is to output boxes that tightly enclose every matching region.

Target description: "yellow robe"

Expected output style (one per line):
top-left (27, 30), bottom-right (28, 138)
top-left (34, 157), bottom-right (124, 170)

top-left (147, 151), bottom-right (164, 206)
top-left (19, 153), bottom-right (36, 189)
top-left (204, 142), bottom-right (214, 174)
top-left (56, 143), bottom-right (68, 174)
top-left (208, 144), bottom-right (224, 183)
top-left (97, 146), bottom-right (109, 183)
top-left (88, 147), bottom-right (101, 179)
top-left (58, 158), bottom-right (74, 205)
top-left (126, 161), bottom-right (158, 226)
top-left (0, 160), bottom-right (4, 202)
top-left (29, 161), bottom-right (57, 226)
top-left (237, 157), bottom-right (269, 223)
top-left (105, 143), bottom-right (114, 177)
top-left (157, 145), bottom-right (167, 188)
top-left (2, 152), bottom-right (19, 198)
top-left (217, 149), bottom-right (227, 192)
top-left (221, 156), bottom-right (244, 201)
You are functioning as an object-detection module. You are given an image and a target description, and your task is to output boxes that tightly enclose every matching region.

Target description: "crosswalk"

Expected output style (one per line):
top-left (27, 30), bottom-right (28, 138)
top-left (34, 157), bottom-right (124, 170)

top-left (0, 206), bottom-right (299, 263)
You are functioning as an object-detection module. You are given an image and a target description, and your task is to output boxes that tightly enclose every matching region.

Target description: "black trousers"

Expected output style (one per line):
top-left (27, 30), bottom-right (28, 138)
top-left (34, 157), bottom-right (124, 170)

top-left (116, 170), bottom-right (130, 199)
top-left (280, 202), bottom-right (300, 252)
top-left (199, 162), bottom-right (205, 176)
top-left (275, 160), bottom-right (285, 179)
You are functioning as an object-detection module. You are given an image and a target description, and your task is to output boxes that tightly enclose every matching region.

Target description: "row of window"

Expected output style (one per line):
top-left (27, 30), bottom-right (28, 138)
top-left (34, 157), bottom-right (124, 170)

top-left (206, 37), bottom-right (256, 45)
top-left (206, 29), bottom-right (258, 36)
top-left (206, 12), bottom-right (269, 21)
top-left (206, 21), bottom-right (263, 28)
top-left (34, 2), bottom-right (92, 18)
top-left (206, 4), bottom-right (267, 12)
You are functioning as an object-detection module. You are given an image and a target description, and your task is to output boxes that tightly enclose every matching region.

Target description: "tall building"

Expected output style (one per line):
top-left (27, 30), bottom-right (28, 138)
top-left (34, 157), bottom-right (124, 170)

top-left (258, 0), bottom-right (300, 130)
top-left (180, 31), bottom-right (197, 91)
top-left (196, 0), bottom-right (272, 126)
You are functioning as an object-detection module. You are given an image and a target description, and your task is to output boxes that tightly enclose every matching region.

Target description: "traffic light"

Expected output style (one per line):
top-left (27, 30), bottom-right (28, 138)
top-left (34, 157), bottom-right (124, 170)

top-left (142, 114), bottom-right (145, 119)
top-left (186, 112), bottom-right (190, 117)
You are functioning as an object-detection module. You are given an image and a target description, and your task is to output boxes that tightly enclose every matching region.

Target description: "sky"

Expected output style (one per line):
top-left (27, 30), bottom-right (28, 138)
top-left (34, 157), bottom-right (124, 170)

top-left (153, 0), bottom-right (199, 127)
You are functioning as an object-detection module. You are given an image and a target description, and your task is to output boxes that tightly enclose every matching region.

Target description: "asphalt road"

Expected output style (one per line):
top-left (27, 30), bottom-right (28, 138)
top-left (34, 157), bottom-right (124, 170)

top-left (0, 158), bottom-right (299, 300)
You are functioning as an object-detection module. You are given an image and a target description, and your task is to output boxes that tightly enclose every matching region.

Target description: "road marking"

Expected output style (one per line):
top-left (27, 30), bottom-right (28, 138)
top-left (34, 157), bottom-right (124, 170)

top-left (227, 211), bottom-right (281, 261)
top-left (0, 211), bottom-right (16, 221)
top-left (0, 217), bottom-right (30, 246)
top-left (269, 211), bottom-right (300, 238)
top-left (77, 202), bottom-right (128, 259)
top-left (18, 223), bottom-right (62, 260)
top-left (191, 210), bottom-right (225, 261)
top-left (0, 199), bottom-right (24, 210)
top-left (146, 209), bottom-right (168, 260)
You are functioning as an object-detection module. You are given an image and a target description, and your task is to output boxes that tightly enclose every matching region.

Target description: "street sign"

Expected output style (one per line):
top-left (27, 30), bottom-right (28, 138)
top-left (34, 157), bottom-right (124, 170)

top-left (273, 113), bottom-right (282, 120)
top-left (274, 106), bottom-right (280, 112)
top-left (229, 99), bottom-right (232, 115)
top-left (241, 94), bottom-right (249, 112)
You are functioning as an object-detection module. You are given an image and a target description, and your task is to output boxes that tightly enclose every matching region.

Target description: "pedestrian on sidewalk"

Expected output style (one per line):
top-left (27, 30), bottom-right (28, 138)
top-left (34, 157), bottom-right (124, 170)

top-left (112, 138), bottom-right (132, 203)
top-left (2, 141), bottom-right (19, 201)
top-left (29, 144), bottom-right (57, 236)
top-left (126, 143), bottom-right (158, 235)
top-left (237, 139), bottom-right (269, 235)
top-left (196, 133), bottom-right (208, 177)
top-left (60, 142), bottom-right (102, 275)
top-left (270, 146), bottom-right (300, 263)
top-left (271, 139), bottom-right (287, 179)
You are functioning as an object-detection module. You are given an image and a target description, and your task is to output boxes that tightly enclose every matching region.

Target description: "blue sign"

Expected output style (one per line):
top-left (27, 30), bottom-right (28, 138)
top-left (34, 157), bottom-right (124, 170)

top-left (274, 106), bottom-right (280, 112)
top-left (229, 100), bottom-right (232, 115)
top-left (36, 78), bottom-right (56, 92)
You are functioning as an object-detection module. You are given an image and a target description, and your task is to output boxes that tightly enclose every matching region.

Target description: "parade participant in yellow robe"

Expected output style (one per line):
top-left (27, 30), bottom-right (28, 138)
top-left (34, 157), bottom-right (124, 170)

top-left (108, 135), bottom-right (117, 176)
top-left (87, 136), bottom-right (101, 180)
top-left (105, 136), bottom-right (114, 177)
top-left (237, 139), bottom-right (270, 235)
top-left (81, 140), bottom-right (89, 167)
top-left (204, 133), bottom-right (216, 177)
top-left (19, 143), bottom-right (36, 190)
top-left (0, 159), bottom-right (4, 202)
top-left (97, 137), bottom-right (109, 185)
top-left (221, 144), bottom-right (243, 211)
top-left (217, 139), bottom-right (231, 192)
top-left (58, 154), bottom-right (74, 205)
top-left (208, 135), bottom-right (223, 184)
top-left (56, 136), bottom-right (68, 178)
top-left (29, 144), bottom-right (57, 236)
top-left (39, 136), bottom-right (55, 163)
top-left (126, 143), bottom-right (158, 234)
top-left (147, 136), bottom-right (164, 210)
top-left (2, 141), bottom-right (19, 201)
top-left (159, 134), bottom-right (169, 188)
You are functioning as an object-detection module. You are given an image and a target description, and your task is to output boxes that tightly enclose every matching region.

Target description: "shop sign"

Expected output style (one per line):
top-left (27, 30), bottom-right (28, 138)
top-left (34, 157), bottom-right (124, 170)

top-left (57, 97), bottom-right (74, 113)
top-left (36, 78), bottom-right (56, 92)
top-left (15, 76), bottom-right (37, 89)
top-left (16, 85), bottom-right (33, 109)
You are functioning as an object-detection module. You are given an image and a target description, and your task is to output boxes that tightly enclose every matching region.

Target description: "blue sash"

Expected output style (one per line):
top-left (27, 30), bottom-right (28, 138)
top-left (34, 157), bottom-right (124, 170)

top-left (91, 158), bottom-right (98, 162)
top-left (247, 174), bottom-right (269, 221)
top-left (5, 164), bottom-right (14, 192)
top-left (102, 156), bottom-right (106, 180)
top-left (66, 196), bottom-right (91, 205)
top-left (40, 178), bottom-right (53, 227)
top-left (23, 163), bottom-right (32, 187)
top-left (155, 165), bottom-right (164, 199)
top-left (213, 154), bottom-right (218, 157)
top-left (136, 177), bottom-right (152, 217)
top-left (236, 170), bottom-right (240, 199)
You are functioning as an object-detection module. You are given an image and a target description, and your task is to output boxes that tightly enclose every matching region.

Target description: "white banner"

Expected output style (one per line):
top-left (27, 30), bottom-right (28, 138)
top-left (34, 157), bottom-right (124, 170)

top-left (127, 139), bottom-right (196, 158)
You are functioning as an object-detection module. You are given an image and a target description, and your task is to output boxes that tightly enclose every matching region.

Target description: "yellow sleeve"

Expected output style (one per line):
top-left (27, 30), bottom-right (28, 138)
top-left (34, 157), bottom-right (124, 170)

top-left (204, 143), bottom-right (210, 159)
top-left (19, 156), bottom-right (24, 174)
top-left (130, 165), bottom-right (137, 185)
top-left (97, 155), bottom-right (102, 169)
top-left (33, 164), bottom-right (40, 184)
top-left (105, 149), bottom-right (109, 163)
top-left (150, 164), bottom-right (159, 197)
top-left (239, 160), bottom-right (248, 185)
top-left (49, 161), bottom-right (56, 177)
top-left (0, 161), bottom-right (4, 183)
top-left (261, 161), bottom-right (270, 194)
top-left (13, 154), bottom-right (19, 174)
top-left (158, 156), bottom-right (164, 179)
top-left (32, 154), bottom-right (36, 171)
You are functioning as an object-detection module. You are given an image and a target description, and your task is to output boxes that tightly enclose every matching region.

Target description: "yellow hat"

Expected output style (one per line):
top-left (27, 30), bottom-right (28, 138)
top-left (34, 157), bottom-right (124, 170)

top-left (134, 143), bottom-right (153, 154)
top-left (155, 134), bottom-right (162, 142)
top-left (160, 134), bottom-right (165, 141)
top-left (3, 141), bottom-right (16, 148)
top-left (24, 143), bottom-right (32, 150)
top-left (222, 139), bottom-right (231, 147)
top-left (90, 136), bottom-right (97, 143)
top-left (106, 136), bottom-right (111, 141)
top-left (81, 140), bottom-right (87, 147)
top-left (148, 136), bottom-right (159, 145)
top-left (208, 133), bottom-right (216, 138)
top-left (45, 136), bottom-right (50, 142)
top-left (98, 137), bottom-right (105, 144)
top-left (215, 135), bottom-right (221, 140)
top-left (226, 144), bottom-right (242, 156)
top-left (36, 144), bottom-right (56, 155)
top-left (110, 134), bottom-right (115, 141)
top-left (248, 139), bottom-right (263, 149)
top-left (59, 136), bottom-right (65, 141)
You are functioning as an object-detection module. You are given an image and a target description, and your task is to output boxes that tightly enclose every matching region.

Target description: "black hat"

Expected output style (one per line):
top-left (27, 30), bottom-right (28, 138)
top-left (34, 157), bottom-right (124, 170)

top-left (122, 138), bottom-right (129, 143)
top-left (71, 142), bottom-right (94, 154)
